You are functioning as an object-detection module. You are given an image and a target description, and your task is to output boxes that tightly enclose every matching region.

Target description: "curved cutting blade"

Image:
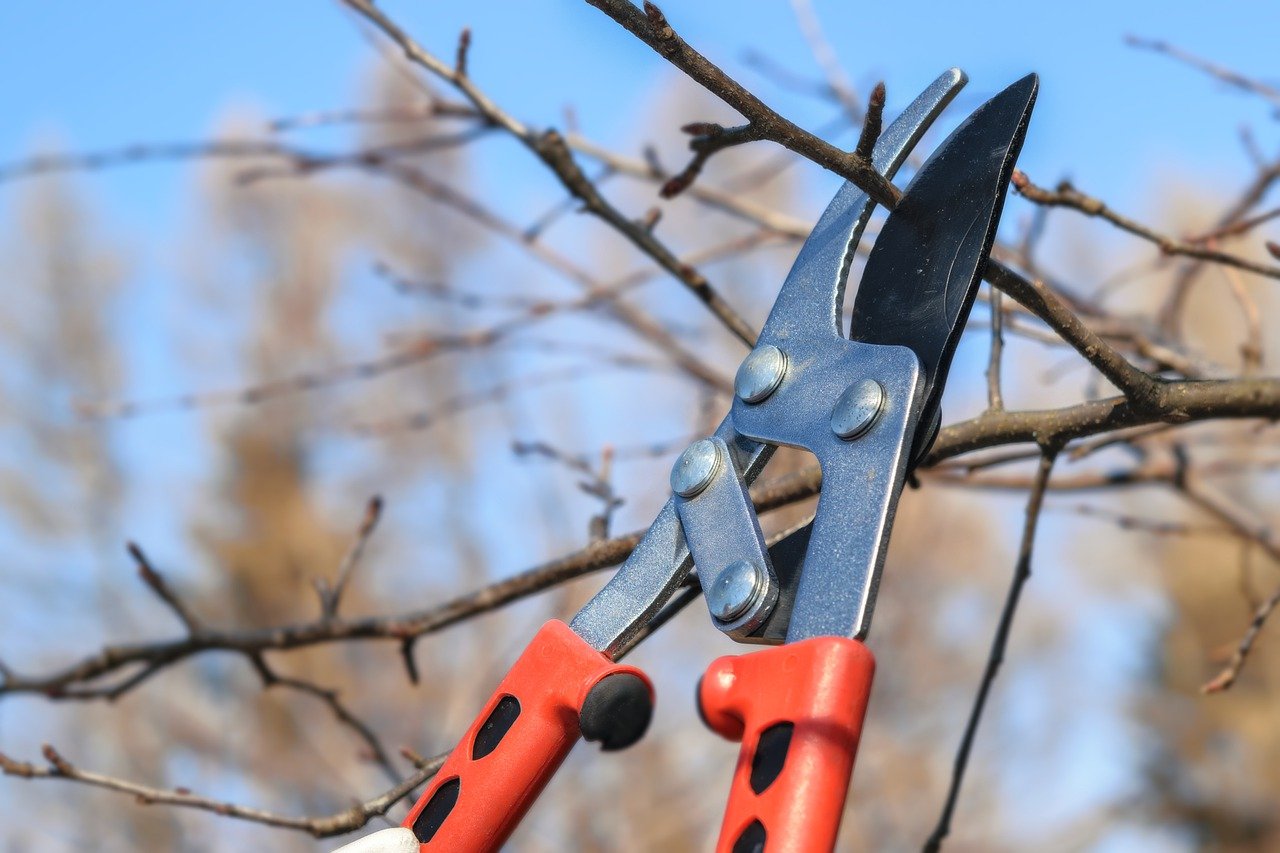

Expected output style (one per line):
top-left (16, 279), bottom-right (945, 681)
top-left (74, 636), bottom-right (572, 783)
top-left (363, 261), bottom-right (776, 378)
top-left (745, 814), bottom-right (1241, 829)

top-left (849, 73), bottom-right (1038, 452)
top-left (756, 68), bottom-right (966, 347)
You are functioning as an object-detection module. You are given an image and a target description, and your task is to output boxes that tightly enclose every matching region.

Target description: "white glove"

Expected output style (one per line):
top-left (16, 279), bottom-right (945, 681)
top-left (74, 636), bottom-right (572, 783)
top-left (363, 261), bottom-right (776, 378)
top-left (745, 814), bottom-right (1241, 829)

top-left (331, 827), bottom-right (419, 853)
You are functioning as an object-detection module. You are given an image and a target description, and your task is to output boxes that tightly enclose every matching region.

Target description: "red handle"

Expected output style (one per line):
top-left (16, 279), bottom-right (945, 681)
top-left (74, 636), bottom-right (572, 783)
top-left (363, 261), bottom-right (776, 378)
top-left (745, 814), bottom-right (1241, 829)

top-left (699, 637), bottom-right (875, 853)
top-left (401, 620), bottom-right (652, 851)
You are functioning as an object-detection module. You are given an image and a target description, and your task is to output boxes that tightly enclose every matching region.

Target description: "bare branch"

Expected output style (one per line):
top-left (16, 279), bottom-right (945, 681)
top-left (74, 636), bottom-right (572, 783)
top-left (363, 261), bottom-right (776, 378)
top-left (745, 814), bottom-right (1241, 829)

top-left (1012, 170), bottom-right (1280, 281)
top-left (583, 0), bottom-right (900, 208)
top-left (983, 260), bottom-right (1162, 405)
top-left (1218, 261), bottom-right (1264, 372)
top-left (512, 439), bottom-right (624, 542)
top-left (1126, 36), bottom-right (1280, 111)
top-left (1058, 503), bottom-right (1231, 538)
top-left (929, 376), bottom-right (1280, 464)
top-left (853, 82), bottom-right (886, 163)
top-left (454, 27), bottom-right (472, 77)
top-left (788, 0), bottom-right (864, 123)
top-left (0, 530), bottom-right (644, 700)
top-left (268, 101), bottom-right (481, 133)
top-left (1188, 205), bottom-right (1280, 243)
top-left (315, 496), bottom-right (385, 620)
top-left (0, 743), bottom-right (444, 838)
top-left (1203, 582), bottom-right (1280, 694)
top-left (661, 121), bottom-right (763, 199)
top-left (986, 286), bottom-right (1006, 411)
top-left (249, 654), bottom-right (400, 785)
top-left (1158, 153), bottom-right (1280, 336)
top-left (126, 542), bottom-right (203, 635)
top-left (0, 140), bottom-right (294, 183)
top-left (925, 449), bottom-right (1057, 853)
top-left (352, 364), bottom-right (663, 436)
top-left (342, 0), bottom-right (761, 347)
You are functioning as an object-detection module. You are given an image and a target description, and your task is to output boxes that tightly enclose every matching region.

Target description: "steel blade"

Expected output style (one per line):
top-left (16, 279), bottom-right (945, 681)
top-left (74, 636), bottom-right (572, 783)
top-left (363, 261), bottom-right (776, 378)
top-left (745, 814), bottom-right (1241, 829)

top-left (849, 73), bottom-right (1038, 447)
top-left (757, 68), bottom-right (966, 346)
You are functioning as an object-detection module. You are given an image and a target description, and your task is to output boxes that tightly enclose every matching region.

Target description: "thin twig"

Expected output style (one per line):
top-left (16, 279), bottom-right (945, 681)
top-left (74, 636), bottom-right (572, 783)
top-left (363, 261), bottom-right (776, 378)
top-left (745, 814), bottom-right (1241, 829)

top-left (342, 0), bottom-right (761, 348)
top-left (1126, 36), bottom-right (1280, 110)
top-left (853, 82), bottom-right (886, 163)
top-left (583, 0), bottom-right (900, 208)
top-left (924, 449), bottom-right (1057, 853)
top-left (983, 260), bottom-right (1162, 406)
top-left (1217, 260), bottom-right (1264, 373)
top-left (788, 0), bottom-right (864, 123)
top-left (0, 530), bottom-right (647, 700)
top-left (316, 496), bottom-right (385, 620)
top-left (126, 542), bottom-right (203, 635)
top-left (1158, 154), bottom-right (1280, 336)
top-left (268, 101), bottom-right (481, 133)
top-left (1012, 171), bottom-right (1280, 281)
top-left (986, 286), bottom-right (1006, 411)
top-left (1202, 584), bottom-right (1280, 694)
top-left (0, 744), bottom-right (445, 838)
top-left (249, 654), bottom-right (400, 785)
top-left (1188, 206), bottom-right (1280, 243)
top-left (352, 363), bottom-right (661, 436)
top-left (1059, 503), bottom-right (1229, 538)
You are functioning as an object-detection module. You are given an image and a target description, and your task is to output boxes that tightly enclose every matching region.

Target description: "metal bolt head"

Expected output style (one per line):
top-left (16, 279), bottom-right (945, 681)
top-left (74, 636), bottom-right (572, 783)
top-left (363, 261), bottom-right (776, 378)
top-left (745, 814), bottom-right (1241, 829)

top-left (735, 344), bottom-right (788, 404)
top-left (831, 379), bottom-right (885, 440)
top-left (707, 559), bottom-right (765, 622)
top-left (670, 438), bottom-right (722, 497)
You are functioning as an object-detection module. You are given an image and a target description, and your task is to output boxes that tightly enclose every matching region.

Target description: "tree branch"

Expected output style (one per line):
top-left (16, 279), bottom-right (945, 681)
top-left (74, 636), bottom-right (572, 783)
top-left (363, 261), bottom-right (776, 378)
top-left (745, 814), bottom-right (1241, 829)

top-left (984, 259), bottom-right (1163, 405)
top-left (342, 0), bottom-right (760, 348)
top-left (583, 0), bottom-right (901, 208)
top-left (315, 496), bottom-right (384, 620)
top-left (0, 744), bottom-right (445, 838)
top-left (1013, 171), bottom-right (1280, 281)
top-left (925, 449), bottom-right (1057, 853)
top-left (127, 542), bottom-right (203, 635)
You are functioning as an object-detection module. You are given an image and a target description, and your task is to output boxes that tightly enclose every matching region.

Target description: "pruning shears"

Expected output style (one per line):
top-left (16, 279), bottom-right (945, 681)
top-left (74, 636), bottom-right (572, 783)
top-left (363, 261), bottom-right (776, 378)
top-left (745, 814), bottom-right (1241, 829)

top-left (339, 68), bottom-right (1037, 853)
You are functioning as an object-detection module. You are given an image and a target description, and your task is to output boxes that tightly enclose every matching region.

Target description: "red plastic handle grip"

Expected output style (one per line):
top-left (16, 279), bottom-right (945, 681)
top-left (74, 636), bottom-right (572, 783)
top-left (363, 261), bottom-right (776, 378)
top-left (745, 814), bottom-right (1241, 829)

top-left (699, 637), bottom-right (875, 853)
top-left (401, 620), bottom-right (651, 851)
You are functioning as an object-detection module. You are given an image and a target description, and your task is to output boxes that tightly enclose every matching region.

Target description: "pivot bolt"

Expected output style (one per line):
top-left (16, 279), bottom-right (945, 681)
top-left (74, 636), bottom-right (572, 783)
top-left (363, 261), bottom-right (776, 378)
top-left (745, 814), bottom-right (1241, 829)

top-left (831, 379), bottom-right (885, 440)
top-left (670, 438), bottom-right (722, 498)
top-left (707, 559), bottom-right (767, 622)
top-left (735, 344), bottom-right (788, 404)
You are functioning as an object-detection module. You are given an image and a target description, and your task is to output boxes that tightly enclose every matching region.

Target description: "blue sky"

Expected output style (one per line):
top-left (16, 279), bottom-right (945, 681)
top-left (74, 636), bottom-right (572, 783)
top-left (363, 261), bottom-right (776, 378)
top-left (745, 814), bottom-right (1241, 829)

top-left (3, 1), bottom-right (1278, 221)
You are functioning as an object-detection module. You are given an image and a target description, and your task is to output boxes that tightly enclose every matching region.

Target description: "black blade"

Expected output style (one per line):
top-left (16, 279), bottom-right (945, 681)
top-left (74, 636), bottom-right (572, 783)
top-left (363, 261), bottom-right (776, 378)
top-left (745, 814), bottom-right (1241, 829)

top-left (849, 73), bottom-right (1037, 453)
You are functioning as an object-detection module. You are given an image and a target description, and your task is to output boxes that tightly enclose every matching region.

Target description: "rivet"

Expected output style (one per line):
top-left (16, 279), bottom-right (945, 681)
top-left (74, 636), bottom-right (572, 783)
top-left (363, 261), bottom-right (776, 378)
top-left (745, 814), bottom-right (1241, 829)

top-left (831, 379), bottom-right (885, 440)
top-left (707, 559), bottom-right (766, 622)
top-left (670, 438), bottom-right (722, 497)
top-left (734, 344), bottom-right (788, 404)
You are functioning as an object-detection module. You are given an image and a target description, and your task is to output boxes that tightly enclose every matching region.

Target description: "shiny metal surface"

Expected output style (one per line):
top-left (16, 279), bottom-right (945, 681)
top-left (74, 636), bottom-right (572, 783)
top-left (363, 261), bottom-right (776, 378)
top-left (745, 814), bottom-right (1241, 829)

top-left (734, 344), bottom-right (789, 404)
top-left (851, 73), bottom-right (1039, 459)
top-left (670, 438), bottom-right (722, 498)
top-left (733, 74), bottom-right (1037, 641)
top-left (673, 436), bottom-right (777, 638)
top-left (758, 70), bottom-right (966, 348)
top-left (731, 341), bottom-right (921, 641)
top-left (569, 69), bottom-right (967, 658)
top-left (706, 559), bottom-right (767, 622)
top-left (830, 379), bottom-right (885, 440)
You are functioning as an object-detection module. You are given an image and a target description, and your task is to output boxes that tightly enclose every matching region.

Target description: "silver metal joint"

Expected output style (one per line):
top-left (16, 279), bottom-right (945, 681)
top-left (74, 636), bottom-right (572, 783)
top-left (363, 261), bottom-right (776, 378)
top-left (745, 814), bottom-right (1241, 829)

top-left (831, 379), bottom-right (885, 440)
top-left (670, 438), bottom-right (722, 498)
top-left (735, 344), bottom-right (788, 404)
top-left (707, 559), bottom-right (767, 623)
